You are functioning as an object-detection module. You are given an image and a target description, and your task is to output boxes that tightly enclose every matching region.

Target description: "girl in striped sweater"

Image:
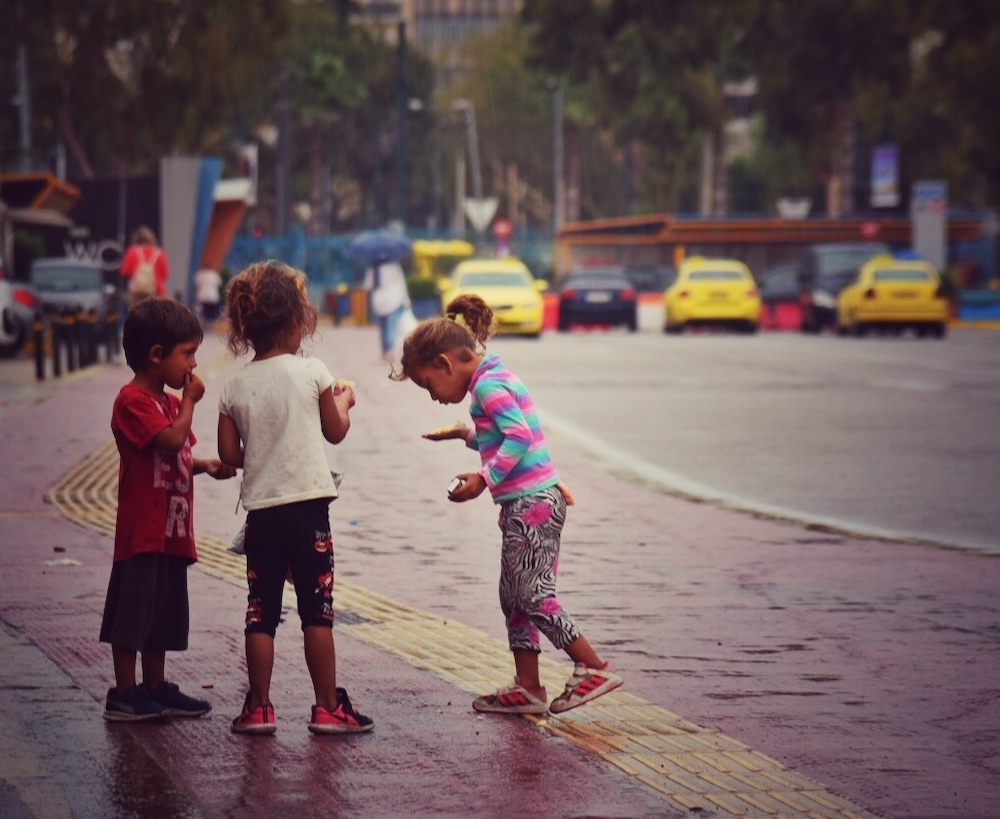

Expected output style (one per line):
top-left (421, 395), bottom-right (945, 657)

top-left (392, 294), bottom-right (622, 715)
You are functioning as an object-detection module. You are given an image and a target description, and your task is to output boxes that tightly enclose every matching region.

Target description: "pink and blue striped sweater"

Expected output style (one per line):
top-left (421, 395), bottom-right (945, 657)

top-left (465, 353), bottom-right (560, 503)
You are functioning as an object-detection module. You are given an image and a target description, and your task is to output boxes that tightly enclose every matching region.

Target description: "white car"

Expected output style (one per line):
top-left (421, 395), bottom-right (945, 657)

top-left (0, 275), bottom-right (37, 358)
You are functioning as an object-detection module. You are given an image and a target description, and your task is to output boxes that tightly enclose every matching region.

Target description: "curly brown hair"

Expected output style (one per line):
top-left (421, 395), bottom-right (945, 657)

top-left (390, 294), bottom-right (496, 381)
top-left (224, 260), bottom-right (318, 356)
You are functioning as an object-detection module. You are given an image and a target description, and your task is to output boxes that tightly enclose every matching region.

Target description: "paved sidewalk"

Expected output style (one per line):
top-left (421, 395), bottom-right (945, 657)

top-left (0, 326), bottom-right (996, 817)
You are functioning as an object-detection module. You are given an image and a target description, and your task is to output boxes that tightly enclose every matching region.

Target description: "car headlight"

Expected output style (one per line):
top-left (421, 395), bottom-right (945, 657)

top-left (813, 290), bottom-right (836, 309)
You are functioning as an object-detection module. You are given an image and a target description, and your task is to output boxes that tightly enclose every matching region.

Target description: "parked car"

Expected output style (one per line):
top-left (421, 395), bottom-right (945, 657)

top-left (756, 261), bottom-right (801, 330)
top-left (28, 257), bottom-right (116, 322)
top-left (663, 257), bottom-right (761, 334)
top-left (797, 242), bottom-right (890, 333)
top-left (0, 279), bottom-right (37, 358)
top-left (836, 255), bottom-right (949, 338)
top-left (557, 270), bottom-right (638, 331)
top-left (439, 257), bottom-right (546, 337)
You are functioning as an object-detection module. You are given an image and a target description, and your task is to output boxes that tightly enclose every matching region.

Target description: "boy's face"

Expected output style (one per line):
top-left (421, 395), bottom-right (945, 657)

top-left (154, 338), bottom-right (200, 390)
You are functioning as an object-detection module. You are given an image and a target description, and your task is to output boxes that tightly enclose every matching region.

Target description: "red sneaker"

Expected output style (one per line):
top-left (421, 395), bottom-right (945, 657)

top-left (549, 663), bottom-right (623, 713)
top-left (308, 688), bottom-right (374, 734)
top-left (231, 692), bottom-right (276, 734)
top-left (472, 680), bottom-right (548, 715)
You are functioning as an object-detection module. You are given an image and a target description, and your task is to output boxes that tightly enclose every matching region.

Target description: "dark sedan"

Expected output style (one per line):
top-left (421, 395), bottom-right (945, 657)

top-left (557, 271), bottom-right (638, 332)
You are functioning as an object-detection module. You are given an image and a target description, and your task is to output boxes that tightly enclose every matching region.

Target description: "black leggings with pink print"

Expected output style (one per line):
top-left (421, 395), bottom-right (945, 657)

top-left (243, 497), bottom-right (336, 636)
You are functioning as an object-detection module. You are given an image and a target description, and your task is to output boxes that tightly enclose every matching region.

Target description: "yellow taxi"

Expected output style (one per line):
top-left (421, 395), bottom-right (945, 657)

top-left (439, 257), bottom-right (547, 337)
top-left (663, 257), bottom-right (761, 333)
top-left (836, 255), bottom-right (948, 338)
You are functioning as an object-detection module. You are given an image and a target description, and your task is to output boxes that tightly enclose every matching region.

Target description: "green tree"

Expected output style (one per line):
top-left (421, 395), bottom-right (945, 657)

top-left (896, 0), bottom-right (1000, 207)
top-left (521, 0), bottom-right (753, 215)
top-left (739, 0), bottom-right (914, 216)
top-left (6, 0), bottom-right (291, 178)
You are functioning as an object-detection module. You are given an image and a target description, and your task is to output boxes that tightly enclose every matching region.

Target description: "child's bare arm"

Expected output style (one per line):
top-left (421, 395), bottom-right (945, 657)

top-left (422, 421), bottom-right (471, 442)
top-left (194, 458), bottom-right (237, 479)
top-left (320, 382), bottom-right (354, 444)
top-left (155, 374), bottom-right (203, 452)
top-left (217, 412), bottom-right (244, 468)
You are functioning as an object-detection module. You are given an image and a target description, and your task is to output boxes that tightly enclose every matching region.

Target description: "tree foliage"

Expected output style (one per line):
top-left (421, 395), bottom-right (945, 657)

top-left (6, 0), bottom-right (291, 178)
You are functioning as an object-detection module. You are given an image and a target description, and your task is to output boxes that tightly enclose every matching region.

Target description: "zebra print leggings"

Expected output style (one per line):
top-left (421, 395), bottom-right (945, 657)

top-left (497, 486), bottom-right (582, 653)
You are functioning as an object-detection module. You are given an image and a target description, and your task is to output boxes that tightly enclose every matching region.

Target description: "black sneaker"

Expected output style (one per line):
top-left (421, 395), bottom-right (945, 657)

top-left (104, 685), bottom-right (169, 722)
top-left (150, 681), bottom-right (212, 717)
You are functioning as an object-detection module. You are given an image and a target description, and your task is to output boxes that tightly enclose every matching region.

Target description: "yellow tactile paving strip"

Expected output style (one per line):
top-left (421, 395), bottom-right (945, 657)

top-left (47, 442), bottom-right (882, 818)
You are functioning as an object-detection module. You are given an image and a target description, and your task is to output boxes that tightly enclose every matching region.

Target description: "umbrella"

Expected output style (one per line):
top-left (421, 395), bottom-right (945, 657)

top-left (348, 229), bottom-right (413, 266)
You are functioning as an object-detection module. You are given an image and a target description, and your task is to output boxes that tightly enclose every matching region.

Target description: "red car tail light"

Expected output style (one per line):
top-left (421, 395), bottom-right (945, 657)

top-left (621, 288), bottom-right (636, 300)
top-left (561, 289), bottom-right (576, 300)
top-left (747, 287), bottom-right (759, 297)
top-left (13, 289), bottom-right (37, 310)
top-left (677, 290), bottom-right (690, 299)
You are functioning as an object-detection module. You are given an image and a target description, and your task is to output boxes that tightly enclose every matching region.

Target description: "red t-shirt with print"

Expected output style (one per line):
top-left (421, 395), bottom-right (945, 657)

top-left (111, 384), bottom-right (198, 564)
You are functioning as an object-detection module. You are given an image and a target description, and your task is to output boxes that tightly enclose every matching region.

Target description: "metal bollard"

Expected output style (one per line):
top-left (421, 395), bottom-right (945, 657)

top-left (64, 309), bottom-right (78, 373)
top-left (50, 311), bottom-right (63, 378)
top-left (33, 312), bottom-right (45, 381)
top-left (104, 309), bottom-right (119, 362)
top-left (82, 309), bottom-right (98, 367)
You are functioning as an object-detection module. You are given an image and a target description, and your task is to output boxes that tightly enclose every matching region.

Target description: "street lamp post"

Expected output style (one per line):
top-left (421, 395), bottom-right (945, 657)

top-left (548, 77), bottom-right (565, 233)
top-left (451, 98), bottom-right (497, 236)
top-left (452, 99), bottom-right (483, 201)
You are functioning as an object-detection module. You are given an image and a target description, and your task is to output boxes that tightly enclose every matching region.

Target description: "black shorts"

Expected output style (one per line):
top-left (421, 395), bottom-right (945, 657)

top-left (244, 497), bottom-right (335, 636)
top-left (99, 553), bottom-right (190, 652)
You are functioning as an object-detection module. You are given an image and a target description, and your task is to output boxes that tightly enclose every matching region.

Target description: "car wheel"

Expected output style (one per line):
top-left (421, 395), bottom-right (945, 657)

top-left (0, 313), bottom-right (26, 359)
top-left (664, 323), bottom-right (683, 334)
top-left (744, 321), bottom-right (758, 334)
top-left (933, 322), bottom-right (947, 339)
top-left (853, 322), bottom-right (868, 337)
top-left (627, 314), bottom-right (638, 332)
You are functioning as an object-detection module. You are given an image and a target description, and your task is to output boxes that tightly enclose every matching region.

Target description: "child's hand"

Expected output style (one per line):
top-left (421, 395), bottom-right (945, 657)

top-left (448, 472), bottom-right (486, 502)
top-left (334, 380), bottom-right (356, 409)
top-left (183, 372), bottom-right (206, 403)
top-left (423, 422), bottom-right (470, 442)
top-left (556, 481), bottom-right (576, 506)
top-left (204, 459), bottom-right (237, 480)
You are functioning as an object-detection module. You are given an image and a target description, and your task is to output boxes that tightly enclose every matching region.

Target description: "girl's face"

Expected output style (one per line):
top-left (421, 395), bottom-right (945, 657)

top-left (410, 355), bottom-right (469, 405)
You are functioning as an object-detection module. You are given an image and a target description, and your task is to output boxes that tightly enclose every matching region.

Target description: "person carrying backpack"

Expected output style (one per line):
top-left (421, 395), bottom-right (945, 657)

top-left (122, 226), bottom-right (170, 309)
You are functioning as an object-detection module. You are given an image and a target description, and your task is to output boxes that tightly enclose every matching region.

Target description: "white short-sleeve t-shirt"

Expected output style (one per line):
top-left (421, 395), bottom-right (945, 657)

top-left (219, 354), bottom-right (338, 510)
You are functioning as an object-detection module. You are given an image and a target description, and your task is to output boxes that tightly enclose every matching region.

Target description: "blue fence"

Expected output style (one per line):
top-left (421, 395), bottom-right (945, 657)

top-left (224, 228), bottom-right (558, 295)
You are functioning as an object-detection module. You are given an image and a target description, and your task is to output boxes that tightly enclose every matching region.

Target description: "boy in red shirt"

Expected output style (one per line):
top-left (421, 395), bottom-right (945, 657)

top-left (99, 298), bottom-right (236, 721)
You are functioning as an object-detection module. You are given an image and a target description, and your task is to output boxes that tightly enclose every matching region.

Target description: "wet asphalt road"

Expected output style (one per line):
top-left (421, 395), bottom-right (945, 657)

top-left (488, 326), bottom-right (1000, 554)
top-left (1, 323), bottom-right (998, 817)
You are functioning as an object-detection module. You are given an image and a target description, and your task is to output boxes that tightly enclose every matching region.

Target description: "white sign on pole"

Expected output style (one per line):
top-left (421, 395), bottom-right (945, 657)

top-left (911, 180), bottom-right (947, 270)
top-left (463, 197), bottom-right (498, 233)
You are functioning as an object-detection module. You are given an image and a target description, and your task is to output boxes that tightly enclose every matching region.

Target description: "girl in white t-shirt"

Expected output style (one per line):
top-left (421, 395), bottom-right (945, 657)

top-left (218, 260), bottom-right (373, 735)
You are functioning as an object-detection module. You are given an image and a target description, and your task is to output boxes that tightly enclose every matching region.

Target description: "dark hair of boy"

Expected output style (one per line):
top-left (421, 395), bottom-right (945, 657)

top-left (123, 298), bottom-right (203, 372)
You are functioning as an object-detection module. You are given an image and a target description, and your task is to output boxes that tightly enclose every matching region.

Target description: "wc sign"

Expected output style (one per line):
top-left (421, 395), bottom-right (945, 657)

top-left (911, 181), bottom-right (947, 270)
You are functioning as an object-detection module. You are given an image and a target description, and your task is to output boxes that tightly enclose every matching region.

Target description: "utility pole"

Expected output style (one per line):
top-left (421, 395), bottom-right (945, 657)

top-left (394, 19), bottom-right (407, 226)
top-left (549, 77), bottom-right (565, 232)
top-left (16, 0), bottom-right (33, 171)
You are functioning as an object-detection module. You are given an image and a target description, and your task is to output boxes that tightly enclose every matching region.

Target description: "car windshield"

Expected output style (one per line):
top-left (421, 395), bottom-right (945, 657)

top-left (874, 268), bottom-right (932, 282)
top-left (458, 271), bottom-right (530, 287)
top-left (816, 248), bottom-right (886, 275)
top-left (565, 275), bottom-right (628, 289)
top-left (31, 266), bottom-right (101, 291)
top-left (689, 270), bottom-right (746, 281)
top-left (816, 272), bottom-right (855, 292)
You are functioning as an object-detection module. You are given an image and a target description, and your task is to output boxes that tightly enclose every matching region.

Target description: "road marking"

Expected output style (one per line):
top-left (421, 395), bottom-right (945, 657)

top-left (46, 441), bottom-right (882, 818)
